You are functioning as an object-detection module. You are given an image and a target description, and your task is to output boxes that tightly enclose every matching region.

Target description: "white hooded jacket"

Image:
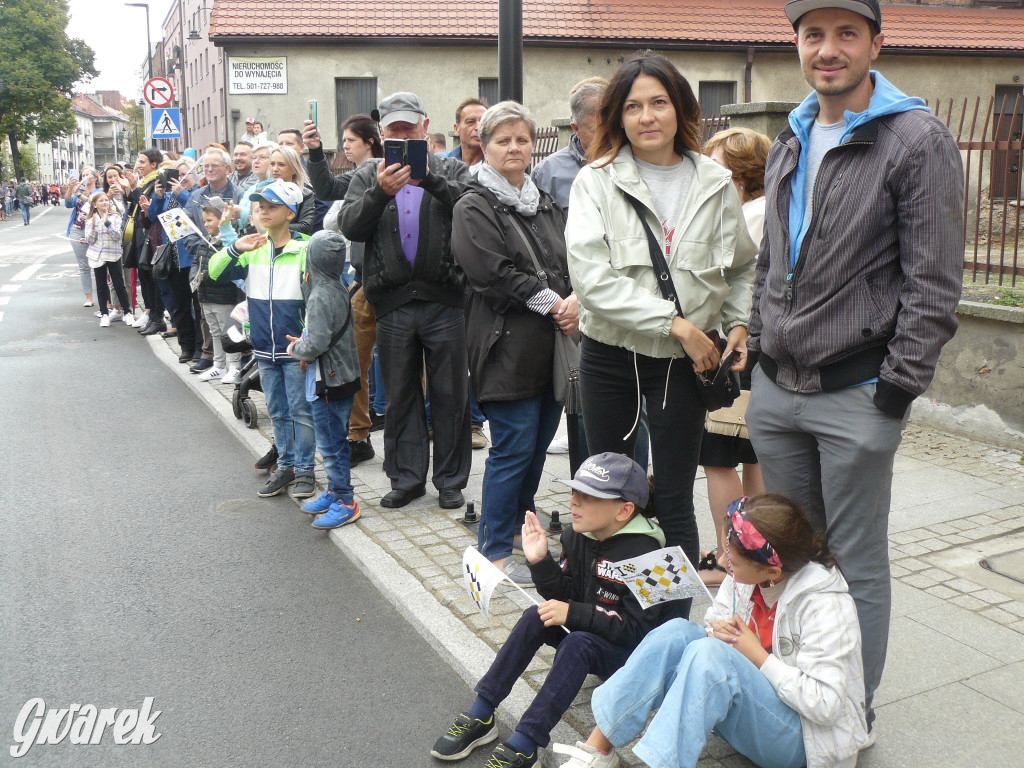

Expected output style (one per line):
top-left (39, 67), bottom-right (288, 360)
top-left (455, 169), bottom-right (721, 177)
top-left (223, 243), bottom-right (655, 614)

top-left (566, 145), bottom-right (757, 359)
top-left (705, 563), bottom-right (870, 768)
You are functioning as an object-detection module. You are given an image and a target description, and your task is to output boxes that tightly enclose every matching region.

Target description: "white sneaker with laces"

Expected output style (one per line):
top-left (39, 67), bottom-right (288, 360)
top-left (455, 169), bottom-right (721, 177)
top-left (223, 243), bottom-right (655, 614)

top-left (109, 309), bottom-right (124, 323)
top-left (546, 435), bottom-right (570, 455)
top-left (220, 367), bottom-right (241, 385)
top-left (197, 367), bottom-right (225, 382)
top-left (553, 742), bottom-right (620, 768)
top-left (99, 314), bottom-right (111, 328)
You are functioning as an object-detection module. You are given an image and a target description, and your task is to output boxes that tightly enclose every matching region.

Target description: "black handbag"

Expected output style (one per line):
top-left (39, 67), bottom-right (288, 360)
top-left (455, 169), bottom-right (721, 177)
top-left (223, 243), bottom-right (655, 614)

top-left (503, 212), bottom-right (581, 414)
top-left (136, 237), bottom-right (154, 270)
top-left (151, 242), bottom-right (173, 279)
top-left (621, 191), bottom-right (741, 412)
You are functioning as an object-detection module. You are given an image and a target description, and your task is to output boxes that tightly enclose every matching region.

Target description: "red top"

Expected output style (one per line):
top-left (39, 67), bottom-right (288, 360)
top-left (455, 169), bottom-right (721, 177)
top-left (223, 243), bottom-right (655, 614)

top-left (748, 585), bottom-right (777, 652)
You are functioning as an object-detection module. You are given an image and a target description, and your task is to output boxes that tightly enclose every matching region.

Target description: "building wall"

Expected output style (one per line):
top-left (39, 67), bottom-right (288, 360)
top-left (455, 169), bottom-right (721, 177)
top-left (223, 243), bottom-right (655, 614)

top-left (216, 42), bottom-right (1024, 154)
top-left (183, 0), bottom-right (227, 148)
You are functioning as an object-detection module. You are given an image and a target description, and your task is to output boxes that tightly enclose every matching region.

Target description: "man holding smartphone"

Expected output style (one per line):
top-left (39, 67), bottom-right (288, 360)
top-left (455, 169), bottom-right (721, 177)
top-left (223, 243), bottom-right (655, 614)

top-left (340, 91), bottom-right (473, 510)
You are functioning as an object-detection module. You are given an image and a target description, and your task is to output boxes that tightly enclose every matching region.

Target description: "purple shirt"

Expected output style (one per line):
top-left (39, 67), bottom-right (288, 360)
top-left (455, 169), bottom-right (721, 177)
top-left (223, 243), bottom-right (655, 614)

top-left (397, 184), bottom-right (425, 265)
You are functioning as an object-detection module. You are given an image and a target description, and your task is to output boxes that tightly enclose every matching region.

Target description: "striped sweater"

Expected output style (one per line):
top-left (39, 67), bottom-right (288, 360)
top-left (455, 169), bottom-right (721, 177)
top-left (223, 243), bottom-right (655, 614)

top-left (84, 213), bottom-right (125, 267)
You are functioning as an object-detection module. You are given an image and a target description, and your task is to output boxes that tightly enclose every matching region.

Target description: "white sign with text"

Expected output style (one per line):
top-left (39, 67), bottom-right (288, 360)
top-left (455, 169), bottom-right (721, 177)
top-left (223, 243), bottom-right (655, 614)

top-left (228, 56), bottom-right (287, 95)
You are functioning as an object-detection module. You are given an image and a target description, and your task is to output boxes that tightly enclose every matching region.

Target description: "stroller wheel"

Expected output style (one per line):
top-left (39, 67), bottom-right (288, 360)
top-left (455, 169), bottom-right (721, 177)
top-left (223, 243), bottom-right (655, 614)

top-left (241, 398), bottom-right (258, 429)
top-left (232, 389), bottom-right (243, 419)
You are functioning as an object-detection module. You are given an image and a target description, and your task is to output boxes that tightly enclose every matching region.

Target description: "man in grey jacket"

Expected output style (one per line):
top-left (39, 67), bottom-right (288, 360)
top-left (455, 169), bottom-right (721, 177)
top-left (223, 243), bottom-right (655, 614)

top-left (746, 0), bottom-right (963, 732)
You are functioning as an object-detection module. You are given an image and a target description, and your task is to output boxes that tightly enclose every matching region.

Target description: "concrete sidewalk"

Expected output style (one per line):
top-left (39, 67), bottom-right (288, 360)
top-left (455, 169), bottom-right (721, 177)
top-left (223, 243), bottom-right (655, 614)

top-left (150, 334), bottom-right (1024, 768)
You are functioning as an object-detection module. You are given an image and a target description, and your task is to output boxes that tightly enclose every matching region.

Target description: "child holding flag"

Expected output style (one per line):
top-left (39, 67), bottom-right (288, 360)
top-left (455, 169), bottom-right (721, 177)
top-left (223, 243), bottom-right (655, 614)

top-left (432, 453), bottom-right (672, 768)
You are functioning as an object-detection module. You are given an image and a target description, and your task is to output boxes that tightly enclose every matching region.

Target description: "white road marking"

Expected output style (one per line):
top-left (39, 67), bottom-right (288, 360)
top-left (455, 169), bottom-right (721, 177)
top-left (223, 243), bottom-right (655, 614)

top-left (0, 311), bottom-right (4, 321)
top-left (12, 236), bottom-right (47, 245)
top-left (1, 284), bottom-right (21, 292)
top-left (11, 263), bottom-right (45, 281)
top-left (0, 296), bottom-right (9, 305)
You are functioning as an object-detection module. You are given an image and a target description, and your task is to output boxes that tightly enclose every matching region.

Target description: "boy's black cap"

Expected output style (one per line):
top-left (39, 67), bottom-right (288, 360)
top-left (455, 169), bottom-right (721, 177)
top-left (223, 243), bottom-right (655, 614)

top-left (785, 0), bottom-right (882, 29)
top-left (555, 452), bottom-right (649, 508)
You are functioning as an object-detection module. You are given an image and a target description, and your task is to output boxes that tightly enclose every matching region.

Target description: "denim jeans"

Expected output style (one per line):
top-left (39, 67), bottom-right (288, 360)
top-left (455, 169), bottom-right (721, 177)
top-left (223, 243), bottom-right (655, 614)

top-left (369, 347), bottom-right (386, 415)
top-left (310, 394), bottom-right (355, 503)
top-left (70, 228), bottom-right (93, 297)
top-left (427, 382), bottom-right (487, 427)
top-left (20, 203), bottom-right (30, 224)
top-left (257, 359), bottom-right (316, 473)
top-left (475, 608), bottom-right (632, 748)
top-left (478, 391), bottom-right (563, 561)
top-left (593, 619), bottom-right (805, 768)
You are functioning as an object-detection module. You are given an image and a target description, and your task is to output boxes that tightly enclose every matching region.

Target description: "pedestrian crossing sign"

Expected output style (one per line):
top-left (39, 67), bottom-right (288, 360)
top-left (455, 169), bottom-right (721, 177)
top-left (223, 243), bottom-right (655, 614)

top-left (151, 108), bottom-right (181, 138)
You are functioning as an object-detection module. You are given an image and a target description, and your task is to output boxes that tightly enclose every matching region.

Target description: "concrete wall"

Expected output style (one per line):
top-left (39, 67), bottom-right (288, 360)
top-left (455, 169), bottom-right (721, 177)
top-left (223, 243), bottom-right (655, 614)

top-left (914, 302), bottom-right (1024, 447)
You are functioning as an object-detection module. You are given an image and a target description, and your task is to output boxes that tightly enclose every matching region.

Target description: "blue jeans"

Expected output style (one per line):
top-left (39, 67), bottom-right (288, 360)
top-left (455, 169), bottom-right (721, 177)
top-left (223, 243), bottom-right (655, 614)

top-left (478, 391), bottom-right (563, 561)
top-left (475, 608), bottom-right (631, 748)
top-left (20, 203), bottom-right (30, 224)
top-left (369, 348), bottom-right (386, 415)
top-left (258, 359), bottom-right (316, 473)
top-left (593, 619), bottom-right (805, 768)
top-left (310, 394), bottom-right (354, 503)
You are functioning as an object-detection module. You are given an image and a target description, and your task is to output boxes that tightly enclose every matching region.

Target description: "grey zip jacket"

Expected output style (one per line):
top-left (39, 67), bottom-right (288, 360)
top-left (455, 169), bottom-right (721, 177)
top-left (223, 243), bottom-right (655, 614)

top-left (289, 231), bottom-right (360, 392)
top-left (747, 73), bottom-right (964, 419)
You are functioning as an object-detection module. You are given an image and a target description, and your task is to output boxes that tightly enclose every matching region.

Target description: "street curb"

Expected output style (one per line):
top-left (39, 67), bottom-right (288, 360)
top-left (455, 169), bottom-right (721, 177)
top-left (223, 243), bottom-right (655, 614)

top-left (146, 336), bottom-right (581, 765)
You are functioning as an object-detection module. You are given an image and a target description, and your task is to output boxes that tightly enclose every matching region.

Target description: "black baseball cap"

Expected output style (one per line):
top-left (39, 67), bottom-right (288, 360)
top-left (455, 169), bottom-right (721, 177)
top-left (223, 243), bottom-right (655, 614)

top-left (784, 0), bottom-right (882, 29)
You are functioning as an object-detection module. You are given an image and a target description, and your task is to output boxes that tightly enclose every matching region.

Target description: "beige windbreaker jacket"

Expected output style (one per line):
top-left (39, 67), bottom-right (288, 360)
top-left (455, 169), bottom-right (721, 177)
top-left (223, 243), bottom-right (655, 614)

top-left (566, 146), bottom-right (757, 359)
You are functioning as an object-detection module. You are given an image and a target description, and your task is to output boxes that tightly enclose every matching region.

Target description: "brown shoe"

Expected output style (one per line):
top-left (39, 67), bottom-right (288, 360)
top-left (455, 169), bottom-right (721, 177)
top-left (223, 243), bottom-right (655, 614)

top-left (471, 424), bottom-right (488, 450)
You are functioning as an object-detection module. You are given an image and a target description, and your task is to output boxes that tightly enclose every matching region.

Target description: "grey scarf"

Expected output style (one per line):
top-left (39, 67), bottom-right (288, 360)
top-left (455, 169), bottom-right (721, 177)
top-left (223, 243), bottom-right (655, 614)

top-left (477, 161), bottom-right (540, 217)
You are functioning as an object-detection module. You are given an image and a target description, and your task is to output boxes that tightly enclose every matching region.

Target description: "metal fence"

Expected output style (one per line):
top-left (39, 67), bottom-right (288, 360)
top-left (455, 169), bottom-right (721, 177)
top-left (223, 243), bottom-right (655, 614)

top-left (930, 95), bottom-right (1023, 287)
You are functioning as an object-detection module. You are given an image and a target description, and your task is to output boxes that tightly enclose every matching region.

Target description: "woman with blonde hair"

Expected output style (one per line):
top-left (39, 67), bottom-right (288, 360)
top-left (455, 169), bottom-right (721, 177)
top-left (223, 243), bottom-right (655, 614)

top-left (697, 126), bottom-right (772, 586)
top-left (269, 145), bottom-right (315, 234)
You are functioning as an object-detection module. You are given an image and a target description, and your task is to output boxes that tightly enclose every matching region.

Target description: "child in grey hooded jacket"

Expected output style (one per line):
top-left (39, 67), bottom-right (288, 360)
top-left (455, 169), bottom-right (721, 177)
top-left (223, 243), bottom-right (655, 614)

top-left (286, 231), bottom-right (362, 530)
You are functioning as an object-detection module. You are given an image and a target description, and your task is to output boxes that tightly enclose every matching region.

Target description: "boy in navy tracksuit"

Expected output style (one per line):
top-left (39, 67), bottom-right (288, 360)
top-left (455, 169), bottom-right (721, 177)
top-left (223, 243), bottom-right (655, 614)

top-left (432, 453), bottom-right (672, 767)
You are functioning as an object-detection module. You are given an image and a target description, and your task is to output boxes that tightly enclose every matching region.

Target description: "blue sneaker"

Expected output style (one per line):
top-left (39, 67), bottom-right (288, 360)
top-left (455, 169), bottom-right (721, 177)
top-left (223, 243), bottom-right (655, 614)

top-left (311, 500), bottom-right (360, 530)
top-left (301, 490), bottom-right (337, 515)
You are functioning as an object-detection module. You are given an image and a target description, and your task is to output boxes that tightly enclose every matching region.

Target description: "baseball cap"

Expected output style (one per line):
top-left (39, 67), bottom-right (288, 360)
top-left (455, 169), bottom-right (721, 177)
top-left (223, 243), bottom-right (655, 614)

top-left (249, 180), bottom-right (303, 213)
top-left (245, 116), bottom-right (255, 124)
top-left (373, 92), bottom-right (427, 128)
top-left (555, 452), bottom-right (649, 508)
top-left (784, 0), bottom-right (882, 29)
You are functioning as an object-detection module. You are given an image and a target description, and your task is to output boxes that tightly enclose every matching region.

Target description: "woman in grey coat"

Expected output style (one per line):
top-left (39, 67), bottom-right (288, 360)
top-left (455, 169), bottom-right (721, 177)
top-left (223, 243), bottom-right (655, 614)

top-left (286, 231), bottom-right (361, 530)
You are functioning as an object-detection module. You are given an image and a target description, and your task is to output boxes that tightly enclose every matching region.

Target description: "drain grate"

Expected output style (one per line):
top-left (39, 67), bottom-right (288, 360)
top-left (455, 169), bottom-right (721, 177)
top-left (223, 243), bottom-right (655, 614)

top-left (980, 548), bottom-right (1024, 585)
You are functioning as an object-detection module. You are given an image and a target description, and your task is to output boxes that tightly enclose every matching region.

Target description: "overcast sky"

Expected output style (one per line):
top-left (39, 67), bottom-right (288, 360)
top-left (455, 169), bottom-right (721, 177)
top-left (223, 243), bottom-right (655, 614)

top-left (68, 0), bottom-right (177, 98)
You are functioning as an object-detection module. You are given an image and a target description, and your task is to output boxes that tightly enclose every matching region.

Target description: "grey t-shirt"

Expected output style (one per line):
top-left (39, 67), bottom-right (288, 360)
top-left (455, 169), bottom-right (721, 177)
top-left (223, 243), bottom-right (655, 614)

top-left (802, 118), bottom-right (846, 234)
top-left (635, 156), bottom-right (695, 253)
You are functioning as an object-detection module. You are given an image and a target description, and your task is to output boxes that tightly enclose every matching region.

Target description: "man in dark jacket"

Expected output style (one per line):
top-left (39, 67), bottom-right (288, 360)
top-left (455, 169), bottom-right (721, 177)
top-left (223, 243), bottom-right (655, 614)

top-left (341, 91), bottom-right (472, 510)
top-left (746, 0), bottom-right (964, 729)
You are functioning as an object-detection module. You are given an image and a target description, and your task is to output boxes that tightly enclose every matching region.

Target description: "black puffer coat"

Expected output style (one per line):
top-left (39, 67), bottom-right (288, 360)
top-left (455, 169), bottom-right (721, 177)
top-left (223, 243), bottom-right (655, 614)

top-left (452, 182), bottom-right (570, 402)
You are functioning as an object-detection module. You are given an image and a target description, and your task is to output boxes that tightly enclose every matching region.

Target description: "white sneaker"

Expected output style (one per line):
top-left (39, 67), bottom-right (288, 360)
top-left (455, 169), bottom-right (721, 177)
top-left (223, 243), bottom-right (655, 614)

top-left (553, 742), bottom-right (620, 768)
top-left (220, 367), bottom-right (241, 385)
top-left (109, 309), bottom-right (124, 323)
top-left (99, 314), bottom-right (111, 328)
top-left (197, 367), bottom-right (225, 382)
top-left (546, 435), bottom-right (570, 454)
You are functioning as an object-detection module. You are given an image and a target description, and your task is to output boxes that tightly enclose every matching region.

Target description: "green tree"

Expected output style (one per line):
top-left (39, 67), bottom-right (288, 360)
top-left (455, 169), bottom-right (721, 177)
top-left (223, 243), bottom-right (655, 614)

top-left (123, 99), bottom-right (145, 157)
top-left (0, 0), bottom-right (97, 179)
top-left (17, 144), bottom-right (38, 181)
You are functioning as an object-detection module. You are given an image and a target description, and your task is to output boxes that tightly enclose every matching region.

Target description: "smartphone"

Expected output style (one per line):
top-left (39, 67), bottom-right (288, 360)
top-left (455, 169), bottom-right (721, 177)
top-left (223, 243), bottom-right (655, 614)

top-left (159, 168), bottom-right (180, 185)
top-left (407, 139), bottom-right (428, 180)
top-left (307, 99), bottom-right (318, 137)
top-left (383, 139), bottom-right (406, 169)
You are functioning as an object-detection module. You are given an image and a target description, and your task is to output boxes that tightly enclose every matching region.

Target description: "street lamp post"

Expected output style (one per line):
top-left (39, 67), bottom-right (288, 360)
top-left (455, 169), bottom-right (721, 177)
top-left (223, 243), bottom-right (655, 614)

top-left (126, 2), bottom-right (152, 148)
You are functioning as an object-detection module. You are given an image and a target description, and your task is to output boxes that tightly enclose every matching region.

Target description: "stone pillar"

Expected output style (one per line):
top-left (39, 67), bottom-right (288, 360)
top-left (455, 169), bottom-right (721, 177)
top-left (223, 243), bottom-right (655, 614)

top-left (552, 118), bottom-right (572, 149)
top-left (720, 101), bottom-right (799, 141)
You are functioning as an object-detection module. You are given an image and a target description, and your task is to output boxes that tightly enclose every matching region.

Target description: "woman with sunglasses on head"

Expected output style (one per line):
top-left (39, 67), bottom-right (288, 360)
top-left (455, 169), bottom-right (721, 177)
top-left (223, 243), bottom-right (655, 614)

top-left (554, 494), bottom-right (869, 768)
top-left (565, 51), bottom-right (756, 603)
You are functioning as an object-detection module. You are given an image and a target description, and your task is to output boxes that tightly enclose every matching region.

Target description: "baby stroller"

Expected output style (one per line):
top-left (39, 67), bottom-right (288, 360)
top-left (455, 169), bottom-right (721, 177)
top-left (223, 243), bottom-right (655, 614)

top-left (221, 305), bottom-right (263, 430)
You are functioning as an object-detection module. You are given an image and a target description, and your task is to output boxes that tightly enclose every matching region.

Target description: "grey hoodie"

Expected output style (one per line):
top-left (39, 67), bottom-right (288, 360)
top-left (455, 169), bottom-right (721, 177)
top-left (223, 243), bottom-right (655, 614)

top-left (290, 231), bottom-right (360, 393)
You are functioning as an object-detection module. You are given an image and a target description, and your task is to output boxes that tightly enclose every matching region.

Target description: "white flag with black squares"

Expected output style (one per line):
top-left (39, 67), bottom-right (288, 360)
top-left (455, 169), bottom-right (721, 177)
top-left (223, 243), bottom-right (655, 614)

top-left (605, 546), bottom-right (713, 609)
top-left (462, 546), bottom-right (509, 620)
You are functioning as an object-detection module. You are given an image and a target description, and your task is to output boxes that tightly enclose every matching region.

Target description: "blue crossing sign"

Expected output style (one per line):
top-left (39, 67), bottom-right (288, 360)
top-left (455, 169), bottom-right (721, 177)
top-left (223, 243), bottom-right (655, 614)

top-left (151, 108), bottom-right (181, 138)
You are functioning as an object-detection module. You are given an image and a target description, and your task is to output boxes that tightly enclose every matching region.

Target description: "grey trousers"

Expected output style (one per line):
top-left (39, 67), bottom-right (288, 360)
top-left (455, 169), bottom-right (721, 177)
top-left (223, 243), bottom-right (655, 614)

top-left (375, 301), bottom-right (471, 493)
top-left (70, 227), bottom-right (93, 297)
top-left (746, 364), bottom-right (906, 724)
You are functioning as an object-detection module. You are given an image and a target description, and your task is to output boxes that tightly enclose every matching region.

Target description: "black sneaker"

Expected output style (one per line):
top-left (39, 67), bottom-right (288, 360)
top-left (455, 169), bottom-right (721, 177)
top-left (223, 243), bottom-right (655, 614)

top-left (430, 713), bottom-right (498, 761)
top-left (369, 409), bottom-right (385, 432)
top-left (349, 437), bottom-right (375, 467)
top-left (255, 444), bottom-right (278, 471)
top-left (258, 468), bottom-right (295, 497)
top-left (482, 743), bottom-right (537, 767)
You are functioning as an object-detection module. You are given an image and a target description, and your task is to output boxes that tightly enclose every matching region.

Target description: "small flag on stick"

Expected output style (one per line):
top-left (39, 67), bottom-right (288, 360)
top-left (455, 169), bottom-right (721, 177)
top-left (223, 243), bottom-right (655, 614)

top-left (463, 546), bottom-right (511, 620)
top-left (157, 209), bottom-right (211, 246)
top-left (604, 546), bottom-right (714, 609)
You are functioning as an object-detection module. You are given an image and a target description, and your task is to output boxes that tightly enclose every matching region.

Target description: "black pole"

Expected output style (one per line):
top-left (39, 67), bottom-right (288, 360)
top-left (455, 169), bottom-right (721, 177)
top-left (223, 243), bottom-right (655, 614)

top-left (144, 4), bottom-right (153, 80)
top-left (497, 0), bottom-right (523, 103)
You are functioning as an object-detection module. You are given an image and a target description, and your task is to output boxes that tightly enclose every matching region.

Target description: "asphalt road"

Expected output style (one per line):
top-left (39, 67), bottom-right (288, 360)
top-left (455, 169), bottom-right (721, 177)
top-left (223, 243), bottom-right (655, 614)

top-left (0, 208), bottom-right (491, 767)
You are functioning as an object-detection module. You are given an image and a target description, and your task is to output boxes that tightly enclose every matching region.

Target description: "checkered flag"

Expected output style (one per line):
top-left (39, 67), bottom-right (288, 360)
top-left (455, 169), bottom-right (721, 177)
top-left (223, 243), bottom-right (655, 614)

top-left (463, 546), bottom-right (512, 620)
top-left (605, 547), bottom-right (713, 609)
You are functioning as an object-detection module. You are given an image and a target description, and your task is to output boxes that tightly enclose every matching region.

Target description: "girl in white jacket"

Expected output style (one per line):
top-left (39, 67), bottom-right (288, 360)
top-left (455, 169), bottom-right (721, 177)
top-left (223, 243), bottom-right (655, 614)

top-left (554, 494), bottom-right (869, 768)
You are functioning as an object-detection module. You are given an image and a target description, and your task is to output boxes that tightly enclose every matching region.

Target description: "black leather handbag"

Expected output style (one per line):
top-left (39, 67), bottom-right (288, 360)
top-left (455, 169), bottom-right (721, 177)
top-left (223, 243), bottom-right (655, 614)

top-left (621, 191), bottom-right (741, 412)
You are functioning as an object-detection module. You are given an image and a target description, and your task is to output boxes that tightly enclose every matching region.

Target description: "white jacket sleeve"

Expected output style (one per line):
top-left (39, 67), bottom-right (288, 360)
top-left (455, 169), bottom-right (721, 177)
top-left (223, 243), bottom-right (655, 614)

top-left (759, 591), bottom-right (862, 726)
top-left (566, 169), bottom-right (676, 338)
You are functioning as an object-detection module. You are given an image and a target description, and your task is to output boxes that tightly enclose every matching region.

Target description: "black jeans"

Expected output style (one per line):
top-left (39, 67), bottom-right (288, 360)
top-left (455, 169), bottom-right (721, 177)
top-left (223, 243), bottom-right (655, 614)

top-left (375, 301), bottom-right (471, 492)
top-left (474, 607), bottom-right (631, 747)
top-left (579, 335), bottom-right (705, 572)
top-left (138, 267), bottom-right (164, 319)
top-left (167, 265), bottom-right (197, 357)
top-left (93, 260), bottom-right (131, 316)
